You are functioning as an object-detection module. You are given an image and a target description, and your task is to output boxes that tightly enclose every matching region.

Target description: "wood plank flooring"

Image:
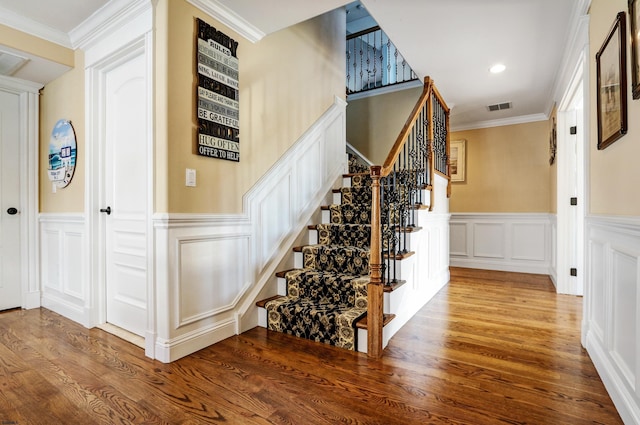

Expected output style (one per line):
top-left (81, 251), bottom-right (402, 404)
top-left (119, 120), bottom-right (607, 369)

top-left (0, 268), bottom-right (623, 424)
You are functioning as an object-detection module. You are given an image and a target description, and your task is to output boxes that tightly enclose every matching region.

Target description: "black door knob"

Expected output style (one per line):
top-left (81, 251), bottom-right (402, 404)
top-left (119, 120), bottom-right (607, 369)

top-left (6, 207), bottom-right (18, 215)
top-left (100, 206), bottom-right (112, 215)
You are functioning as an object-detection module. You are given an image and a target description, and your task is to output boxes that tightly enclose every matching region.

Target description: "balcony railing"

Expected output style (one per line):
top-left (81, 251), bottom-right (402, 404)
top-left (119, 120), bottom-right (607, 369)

top-left (346, 26), bottom-right (418, 95)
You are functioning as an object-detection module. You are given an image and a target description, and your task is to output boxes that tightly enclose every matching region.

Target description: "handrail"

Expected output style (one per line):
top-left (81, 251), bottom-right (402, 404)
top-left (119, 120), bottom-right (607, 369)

top-left (381, 78), bottom-right (433, 175)
top-left (367, 76), bottom-right (450, 358)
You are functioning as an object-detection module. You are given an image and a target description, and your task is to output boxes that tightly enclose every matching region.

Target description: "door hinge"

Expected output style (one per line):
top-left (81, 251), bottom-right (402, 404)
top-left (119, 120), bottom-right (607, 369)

top-left (570, 126), bottom-right (577, 135)
top-left (570, 268), bottom-right (577, 277)
top-left (570, 197), bottom-right (577, 205)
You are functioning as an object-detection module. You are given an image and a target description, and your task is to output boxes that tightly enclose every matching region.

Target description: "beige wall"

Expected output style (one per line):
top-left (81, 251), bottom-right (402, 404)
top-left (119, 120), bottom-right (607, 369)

top-left (39, 50), bottom-right (85, 213)
top-left (165, 1), bottom-right (346, 213)
top-left (346, 86), bottom-right (422, 164)
top-left (450, 121), bottom-right (551, 213)
top-left (0, 24), bottom-right (73, 67)
top-left (589, 0), bottom-right (640, 215)
top-left (36, 0), bottom-right (345, 215)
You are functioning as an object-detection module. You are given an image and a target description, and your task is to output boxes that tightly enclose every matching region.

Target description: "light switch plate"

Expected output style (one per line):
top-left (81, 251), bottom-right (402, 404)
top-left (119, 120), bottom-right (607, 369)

top-left (186, 168), bottom-right (196, 187)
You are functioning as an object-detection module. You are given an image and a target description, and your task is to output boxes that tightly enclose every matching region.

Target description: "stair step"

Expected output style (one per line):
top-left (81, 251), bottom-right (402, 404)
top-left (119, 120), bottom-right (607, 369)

top-left (385, 251), bottom-right (415, 260)
top-left (275, 269), bottom-right (296, 278)
top-left (355, 313), bottom-right (396, 329)
top-left (256, 295), bottom-right (283, 308)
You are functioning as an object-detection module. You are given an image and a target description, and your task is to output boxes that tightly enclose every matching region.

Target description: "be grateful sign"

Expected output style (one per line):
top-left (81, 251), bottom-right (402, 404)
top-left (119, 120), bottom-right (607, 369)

top-left (196, 18), bottom-right (239, 162)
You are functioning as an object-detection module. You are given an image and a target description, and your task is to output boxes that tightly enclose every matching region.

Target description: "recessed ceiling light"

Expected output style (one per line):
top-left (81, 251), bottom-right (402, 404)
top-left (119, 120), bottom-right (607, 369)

top-left (489, 63), bottom-right (506, 74)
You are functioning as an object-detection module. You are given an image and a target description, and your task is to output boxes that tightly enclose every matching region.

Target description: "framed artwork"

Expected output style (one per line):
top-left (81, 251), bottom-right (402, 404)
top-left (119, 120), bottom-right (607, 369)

top-left (631, 0), bottom-right (640, 99)
top-left (596, 11), bottom-right (628, 150)
top-left (47, 119), bottom-right (77, 188)
top-left (450, 139), bottom-right (466, 182)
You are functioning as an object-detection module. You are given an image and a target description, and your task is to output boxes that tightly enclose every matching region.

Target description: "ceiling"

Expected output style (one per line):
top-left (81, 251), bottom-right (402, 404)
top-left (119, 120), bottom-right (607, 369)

top-left (0, 0), bottom-right (587, 130)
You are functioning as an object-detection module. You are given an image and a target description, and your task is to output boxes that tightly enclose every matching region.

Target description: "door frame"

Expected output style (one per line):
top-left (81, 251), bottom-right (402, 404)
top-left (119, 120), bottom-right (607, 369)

top-left (0, 75), bottom-right (42, 309)
top-left (556, 44), bottom-right (588, 296)
top-left (83, 6), bottom-right (154, 357)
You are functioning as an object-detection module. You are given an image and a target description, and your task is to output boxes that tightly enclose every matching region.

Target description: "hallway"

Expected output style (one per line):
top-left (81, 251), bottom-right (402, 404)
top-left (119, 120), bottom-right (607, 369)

top-left (0, 268), bottom-right (622, 424)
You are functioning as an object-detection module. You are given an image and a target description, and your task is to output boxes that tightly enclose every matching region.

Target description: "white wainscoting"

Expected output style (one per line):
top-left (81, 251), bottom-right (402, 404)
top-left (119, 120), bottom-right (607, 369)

top-left (152, 98), bottom-right (347, 362)
top-left (450, 213), bottom-right (552, 275)
top-left (584, 216), bottom-right (640, 425)
top-left (39, 214), bottom-right (90, 327)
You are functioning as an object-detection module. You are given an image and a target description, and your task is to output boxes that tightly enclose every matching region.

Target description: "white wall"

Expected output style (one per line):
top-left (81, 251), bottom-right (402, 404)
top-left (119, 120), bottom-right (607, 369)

top-left (40, 214), bottom-right (88, 326)
top-left (584, 216), bottom-right (640, 424)
top-left (450, 213), bottom-right (552, 275)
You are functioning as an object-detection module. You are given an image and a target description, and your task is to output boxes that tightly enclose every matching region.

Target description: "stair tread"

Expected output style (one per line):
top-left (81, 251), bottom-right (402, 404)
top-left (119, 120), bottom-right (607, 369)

top-left (275, 269), bottom-right (297, 278)
top-left (355, 313), bottom-right (396, 329)
top-left (256, 295), bottom-right (284, 308)
top-left (384, 251), bottom-right (415, 260)
top-left (383, 280), bottom-right (406, 292)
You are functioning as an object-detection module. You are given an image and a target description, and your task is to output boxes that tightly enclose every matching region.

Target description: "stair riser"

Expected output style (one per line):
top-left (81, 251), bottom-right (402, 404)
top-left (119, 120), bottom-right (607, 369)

top-left (322, 209), bottom-right (330, 224)
top-left (277, 276), bottom-right (287, 296)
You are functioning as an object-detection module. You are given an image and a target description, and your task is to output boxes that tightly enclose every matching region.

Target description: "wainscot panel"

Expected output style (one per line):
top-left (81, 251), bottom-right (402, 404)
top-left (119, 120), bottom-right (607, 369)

top-left (450, 213), bottom-right (551, 275)
top-left (39, 214), bottom-right (89, 327)
top-left (585, 216), bottom-right (640, 425)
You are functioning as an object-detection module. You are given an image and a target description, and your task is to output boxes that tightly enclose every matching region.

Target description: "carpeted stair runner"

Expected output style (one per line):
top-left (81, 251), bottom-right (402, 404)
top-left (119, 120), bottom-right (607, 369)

top-left (263, 155), bottom-right (373, 350)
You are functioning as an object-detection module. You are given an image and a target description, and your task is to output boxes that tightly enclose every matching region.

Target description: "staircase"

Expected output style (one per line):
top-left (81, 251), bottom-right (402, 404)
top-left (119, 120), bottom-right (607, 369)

top-left (257, 156), bottom-right (387, 351)
top-left (256, 76), bottom-right (451, 355)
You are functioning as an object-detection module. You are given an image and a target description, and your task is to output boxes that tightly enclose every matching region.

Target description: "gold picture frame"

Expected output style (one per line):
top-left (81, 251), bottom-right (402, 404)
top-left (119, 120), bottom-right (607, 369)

top-left (596, 11), bottom-right (628, 150)
top-left (450, 139), bottom-right (466, 182)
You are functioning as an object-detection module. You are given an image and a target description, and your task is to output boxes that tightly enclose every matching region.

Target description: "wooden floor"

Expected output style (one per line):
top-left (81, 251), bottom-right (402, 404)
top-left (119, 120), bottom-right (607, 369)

top-left (0, 268), bottom-right (622, 424)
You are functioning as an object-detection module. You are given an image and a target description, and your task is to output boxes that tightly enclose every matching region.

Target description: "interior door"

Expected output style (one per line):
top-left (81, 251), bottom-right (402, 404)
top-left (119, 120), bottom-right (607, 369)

top-left (103, 52), bottom-right (148, 336)
top-left (0, 89), bottom-right (22, 310)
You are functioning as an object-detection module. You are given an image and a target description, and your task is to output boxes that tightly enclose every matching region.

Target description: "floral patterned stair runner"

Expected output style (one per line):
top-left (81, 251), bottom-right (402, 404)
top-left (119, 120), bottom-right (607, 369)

top-left (264, 160), bottom-right (372, 350)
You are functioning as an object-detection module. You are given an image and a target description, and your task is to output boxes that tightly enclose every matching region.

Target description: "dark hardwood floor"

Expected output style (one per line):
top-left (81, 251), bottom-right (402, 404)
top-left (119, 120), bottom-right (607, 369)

top-left (0, 268), bottom-right (623, 424)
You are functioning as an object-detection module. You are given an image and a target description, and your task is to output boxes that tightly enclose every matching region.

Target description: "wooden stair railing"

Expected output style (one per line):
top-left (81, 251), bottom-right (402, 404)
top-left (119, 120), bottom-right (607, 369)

top-left (368, 76), bottom-right (450, 358)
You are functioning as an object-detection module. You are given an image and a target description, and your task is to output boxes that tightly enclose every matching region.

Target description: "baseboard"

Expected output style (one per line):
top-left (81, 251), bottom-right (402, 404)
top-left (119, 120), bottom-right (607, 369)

top-left (586, 331), bottom-right (640, 425)
top-left (154, 318), bottom-right (237, 363)
top-left (41, 294), bottom-right (91, 328)
top-left (450, 258), bottom-right (551, 275)
top-left (24, 290), bottom-right (41, 310)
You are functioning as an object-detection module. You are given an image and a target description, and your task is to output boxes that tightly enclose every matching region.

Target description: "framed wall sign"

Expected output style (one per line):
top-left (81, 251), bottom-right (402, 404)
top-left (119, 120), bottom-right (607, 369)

top-left (196, 18), bottom-right (240, 162)
top-left (47, 119), bottom-right (77, 188)
top-left (596, 11), bottom-right (628, 150)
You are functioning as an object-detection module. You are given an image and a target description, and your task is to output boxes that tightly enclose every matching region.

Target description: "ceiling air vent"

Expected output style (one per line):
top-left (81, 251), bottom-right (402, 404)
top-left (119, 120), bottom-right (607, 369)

top-left (487, 102), bottom-right (512, 112)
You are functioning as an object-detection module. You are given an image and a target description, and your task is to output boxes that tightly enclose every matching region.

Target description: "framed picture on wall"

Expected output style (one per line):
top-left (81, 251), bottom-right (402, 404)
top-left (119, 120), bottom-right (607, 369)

top-left (450, 139), bottom-right (466, 182)
top-left (596, 11), bottom-right (628, 150)
top-left (631, 0), bottom-right (640, 99)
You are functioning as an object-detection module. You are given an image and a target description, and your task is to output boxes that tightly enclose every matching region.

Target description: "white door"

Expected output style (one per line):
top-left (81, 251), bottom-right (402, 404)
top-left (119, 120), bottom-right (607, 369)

top-left (103, 53), bottom-right (148, 336)
top-left (0, 89), bottom-right (22, 310)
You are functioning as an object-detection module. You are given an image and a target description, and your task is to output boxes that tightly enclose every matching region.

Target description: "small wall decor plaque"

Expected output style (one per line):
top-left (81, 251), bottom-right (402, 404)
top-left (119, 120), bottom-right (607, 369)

top-left (47, 119), bottom-right (77, 187)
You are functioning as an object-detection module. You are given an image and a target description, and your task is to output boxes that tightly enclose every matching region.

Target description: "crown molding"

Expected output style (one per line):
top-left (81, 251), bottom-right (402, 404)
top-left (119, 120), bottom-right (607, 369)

top-left (0, 5), bottom-right (72, 48)
top-left (451, 113), bottom-right (548, 132)
top-left (70, 0), bottom-right (152, 50)
top-left (187, 0), bottom-right (265, 43)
